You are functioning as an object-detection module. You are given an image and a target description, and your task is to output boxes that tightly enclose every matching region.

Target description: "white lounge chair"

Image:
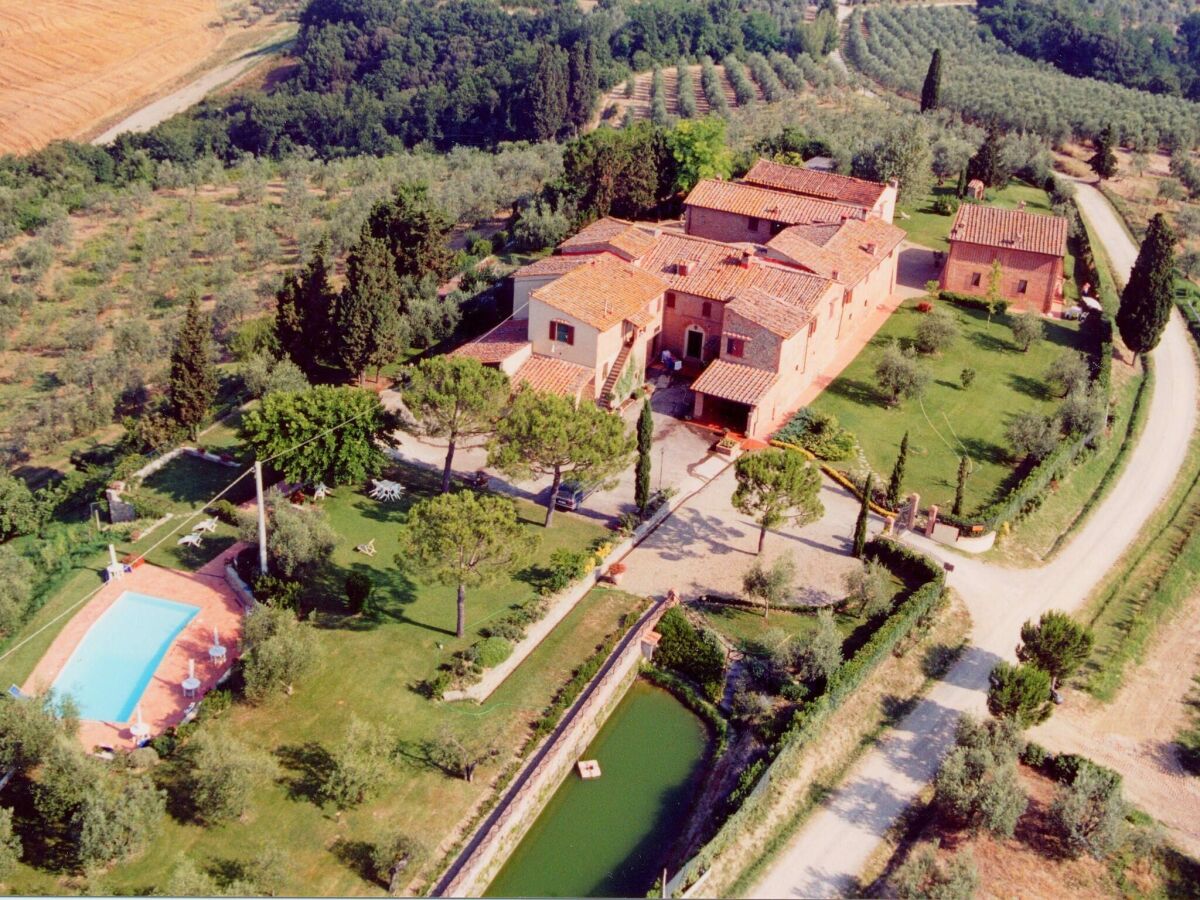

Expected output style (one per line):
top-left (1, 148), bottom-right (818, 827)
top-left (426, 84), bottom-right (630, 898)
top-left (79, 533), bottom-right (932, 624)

top-left (369, 479), bottom-right (404, 501)
top-left (193, 517), bottom-right (218, 533)
top-left (355, 538), bottom-right (377, 557)
top-left (312, 482), bottom-right (330, 500)
top-left (178, 533), bottom-right (203, 548)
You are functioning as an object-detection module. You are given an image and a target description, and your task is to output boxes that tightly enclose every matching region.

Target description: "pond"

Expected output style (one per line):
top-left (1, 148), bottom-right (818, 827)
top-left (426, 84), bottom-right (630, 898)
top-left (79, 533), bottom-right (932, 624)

top-left (485, 680), bottom-right (710, 898)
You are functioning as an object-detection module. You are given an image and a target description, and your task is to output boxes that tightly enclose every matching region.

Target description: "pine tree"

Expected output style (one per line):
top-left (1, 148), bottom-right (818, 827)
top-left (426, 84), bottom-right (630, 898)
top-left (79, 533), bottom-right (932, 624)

top-left (886, 432), bottom-right (909, 508)
top-left (1117, 213), bottom-right (1176, 366)
top-left (635, 399), bottom-right (653, 514)
top-left (276, 245), bottom-right (337, 380)
top-left (920, 48), bottom-right (942, 113)
top-left (953, 455), bottom-right (969, 516)
top-left (336, 236), bottom-right (409, 384)
top-left (528, 43), bottom-right (569, 142)
top-left (363, 183), bottom-right (453, 283)
top-left (169, 295), bottom-right (217, 438)
top-left (1089, 124), bottom-right (1119, 180)
top-left (853, 473), bottom-right (872, 558)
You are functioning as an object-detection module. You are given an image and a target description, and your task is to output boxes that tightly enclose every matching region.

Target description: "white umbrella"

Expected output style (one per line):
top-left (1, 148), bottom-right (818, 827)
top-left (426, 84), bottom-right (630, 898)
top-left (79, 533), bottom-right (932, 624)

top-left (188, 659), bottom-right (195, 680)
top-left (213, 626), bottom-right (220, 648)
top-left (135, 705), bottom-right (143, 728)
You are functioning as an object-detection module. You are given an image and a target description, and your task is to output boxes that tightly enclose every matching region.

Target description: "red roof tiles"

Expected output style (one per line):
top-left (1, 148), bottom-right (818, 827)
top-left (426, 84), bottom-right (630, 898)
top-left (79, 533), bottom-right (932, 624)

top-left (532, 255), bottom-right (666, 331)
top-left (683, 179), bottom-right (863, 227)
top-left (513, 255), bottom-right (593, 278)
top-left (691, 359), bottom-right (778, 406)
top-left (450, 317), bottom-right (530, 365)
top-left (558, 217), bottom-right (658, 260)
top-left (513, 356), bottom-right (594, 397)
top-left (743, 158), bottom-right (889, 209)
top-left (948, 204), bottom-right (1068, 258)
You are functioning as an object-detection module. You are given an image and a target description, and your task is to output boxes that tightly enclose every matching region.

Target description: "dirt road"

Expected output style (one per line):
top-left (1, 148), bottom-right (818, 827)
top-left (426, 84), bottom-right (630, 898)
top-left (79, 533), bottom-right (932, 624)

top-left (91, 34), bottom-right (290, 144)
top-left (748, 181), bottom-right (1200, 898)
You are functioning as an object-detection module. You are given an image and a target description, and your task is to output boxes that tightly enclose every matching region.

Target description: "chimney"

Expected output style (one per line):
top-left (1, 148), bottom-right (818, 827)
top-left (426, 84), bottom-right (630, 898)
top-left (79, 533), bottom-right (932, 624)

top-left (865, 242), bottom-right (877, 256)
top-left (888, 178), bottom-right (899, 190)
top-left (678, 259), bottom-right (691, 276)
top-left (831, 269), bottom-right (840, 282)
top-left (738, 250), bottom-right (752, 269)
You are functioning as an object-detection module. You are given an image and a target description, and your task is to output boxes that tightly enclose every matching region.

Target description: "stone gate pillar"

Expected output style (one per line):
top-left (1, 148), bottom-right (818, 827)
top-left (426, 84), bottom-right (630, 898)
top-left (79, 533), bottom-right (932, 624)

top-left (925, 504), bottom-right (939, 537)
top-left (906, 493), bottom-right (920, 530)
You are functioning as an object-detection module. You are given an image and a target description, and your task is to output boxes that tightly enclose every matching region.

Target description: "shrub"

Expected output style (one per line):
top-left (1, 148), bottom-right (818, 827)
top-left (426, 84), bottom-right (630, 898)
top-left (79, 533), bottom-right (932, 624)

top-left (344, 572), bottom-right (373, 614)
top-left (323, 716), bottom-right (394, 809)
top-left (915, 308), bottom-right (959, 354)
top-left (940, 291), bottom-right (1009, 316)
top-left (774, 407), bottom-right (857, 460)
top-left (1010, 313), bottom-right (1045, 352)
top-left (1020, 740), bottom-right (1049, 769)
top-left (934, 739), bottom-right (1027, 837)
top-left (654, 607), bottom-right (726, 701)
top-left (533, 549), bottom-right (592, 596)
top-left (252, 574), bottom-right (302, 611)
top-left (931, 195), bottom-right (960, 216)
top-left (987, 661), bottom-right (1053, 727)
top-left (960, 366), bottom-right (976, 389)
top-left (893, 843), bottom-right (979, 900)
top-left (185, 729), bottom-right (272, 824)
top-left (1050, 762), bottom-right (1126, 858)
top-left (475, 636), bottom-right (513, 669)
top-left (916, 300), bottom-right (933, 313)
top-left (209, 499), bottom-right (245, 527)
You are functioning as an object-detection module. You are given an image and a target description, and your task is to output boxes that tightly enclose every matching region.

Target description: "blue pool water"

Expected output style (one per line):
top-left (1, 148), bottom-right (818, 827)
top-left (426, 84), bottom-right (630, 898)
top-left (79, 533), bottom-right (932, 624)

top-left (51, 591), bottom-right (200, 722)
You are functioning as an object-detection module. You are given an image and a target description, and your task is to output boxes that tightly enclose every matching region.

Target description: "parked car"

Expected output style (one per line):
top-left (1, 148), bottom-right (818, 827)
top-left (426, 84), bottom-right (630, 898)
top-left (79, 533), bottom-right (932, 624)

top-left (554, 479), bottom-right (599, 511)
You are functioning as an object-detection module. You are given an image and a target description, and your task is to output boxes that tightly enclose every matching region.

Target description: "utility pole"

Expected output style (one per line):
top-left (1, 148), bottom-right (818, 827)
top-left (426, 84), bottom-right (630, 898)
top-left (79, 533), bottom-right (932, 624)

top-left (254, 460), bottom-right (268, 576)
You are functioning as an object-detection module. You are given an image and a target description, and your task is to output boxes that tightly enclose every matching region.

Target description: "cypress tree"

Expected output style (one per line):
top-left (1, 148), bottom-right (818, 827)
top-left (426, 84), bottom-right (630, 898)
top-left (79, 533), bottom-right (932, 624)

top-left (529, 43), bottom-right (569, 142)
top-left (886, 432), bottom-right (909, 508)
top-left (1117, 213), bottom-right (1176, 366)
top-left (955, 166), bottom-right (968, 199)
top-left (1089, 124), bottom-right (1119, 180)
top-left (169, 295), bottom-right (217, 438)
top-left (276, 244), bottom-right (337, 380)
top-left (567, 38), bottom-right (599, 133)
top-left (967, 129), bottom-right (1004, 188)
top-left (635, 399), bottom-right (653, 514)
top-left (953, 455), bottom-right (970, 516)
top-left (920, 48), bottom-right (942, 113)
top-left (853, 473), bottom-right (873, 558)
top-left (336, 236), bottom-right (409, 384)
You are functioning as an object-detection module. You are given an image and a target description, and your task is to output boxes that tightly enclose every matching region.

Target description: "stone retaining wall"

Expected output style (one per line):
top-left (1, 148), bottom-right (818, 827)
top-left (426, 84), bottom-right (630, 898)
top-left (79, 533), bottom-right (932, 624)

top-left (435, 595), bottom-right (676, 897)
top-left (444, 499), bottom-right (674, 703)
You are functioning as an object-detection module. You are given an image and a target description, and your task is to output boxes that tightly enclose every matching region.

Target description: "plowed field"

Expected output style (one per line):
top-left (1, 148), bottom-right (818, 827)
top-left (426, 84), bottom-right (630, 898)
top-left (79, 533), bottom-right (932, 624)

top-left (0, 0), bottom-right (225, 153)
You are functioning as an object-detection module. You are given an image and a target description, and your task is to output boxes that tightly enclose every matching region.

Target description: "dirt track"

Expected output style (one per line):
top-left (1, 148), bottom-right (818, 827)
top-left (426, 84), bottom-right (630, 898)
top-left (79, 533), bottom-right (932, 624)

top-left (0, 0), bottom-right (223, 153)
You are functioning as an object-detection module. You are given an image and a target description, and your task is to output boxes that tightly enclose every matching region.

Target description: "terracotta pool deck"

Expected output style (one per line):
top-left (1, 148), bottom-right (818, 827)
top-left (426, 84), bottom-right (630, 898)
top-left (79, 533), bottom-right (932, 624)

top-left (22, 545), bottom-right (249, 751)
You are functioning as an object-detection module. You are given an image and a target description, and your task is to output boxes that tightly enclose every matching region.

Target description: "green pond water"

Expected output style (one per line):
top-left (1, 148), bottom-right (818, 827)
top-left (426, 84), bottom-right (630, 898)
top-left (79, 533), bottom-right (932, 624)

top-left (485, 680), bottom-right (710, 898)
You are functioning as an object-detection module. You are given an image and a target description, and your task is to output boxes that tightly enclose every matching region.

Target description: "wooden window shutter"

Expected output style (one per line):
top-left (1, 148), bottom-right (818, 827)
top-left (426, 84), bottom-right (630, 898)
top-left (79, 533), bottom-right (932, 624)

top-left (549, 320), bottom-right (557, 340)
top-left (566, 325), bottom-right (575, 345)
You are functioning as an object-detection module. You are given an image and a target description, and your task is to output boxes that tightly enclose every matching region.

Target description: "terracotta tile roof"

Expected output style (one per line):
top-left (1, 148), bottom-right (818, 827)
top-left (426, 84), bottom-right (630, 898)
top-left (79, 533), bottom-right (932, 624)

top-left (948, 204), bottom-right (1068, 258)
top-left (727, 287), bottom-right (814, 338)
top-left (450, 317), bottom-right (530, 365)
top-left (639, 232), bottom-right (831, 313)
top-left (558, 217), bottom-right (657, 260)
top-left (691, 359), bottom-right (778, 406)
top-left (513, 255), bottom-right (592, 278)
top-left (768, 217), bottom-right (906, 286)
top-left (532, 255), bottom-right (666, 331)
top-left (684, 179), bottom-right (864, 227)
top-left (743, 158), bottom-right (888, 209)
top-left (513, 355), bottom-right (594, 397)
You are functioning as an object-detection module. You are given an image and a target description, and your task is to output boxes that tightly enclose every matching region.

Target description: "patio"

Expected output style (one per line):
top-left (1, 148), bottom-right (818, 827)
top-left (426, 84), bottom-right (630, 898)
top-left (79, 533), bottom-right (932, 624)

top-left (22, 546), bottom-right (248, 751)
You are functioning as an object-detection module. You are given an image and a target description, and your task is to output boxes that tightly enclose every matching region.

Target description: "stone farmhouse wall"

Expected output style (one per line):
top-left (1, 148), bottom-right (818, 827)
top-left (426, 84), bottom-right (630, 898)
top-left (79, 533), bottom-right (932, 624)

top-left (685, 205), bottom-right (785, 244)
top-left (662, 288), bottom-right (727, 362)
top-left (941, 241), bottom-right (1063, 313)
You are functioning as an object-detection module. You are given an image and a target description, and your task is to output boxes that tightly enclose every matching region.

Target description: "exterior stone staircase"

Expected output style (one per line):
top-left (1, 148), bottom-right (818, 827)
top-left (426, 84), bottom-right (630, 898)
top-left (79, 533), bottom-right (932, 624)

top-left (598, 341), bottom-right (633, 408)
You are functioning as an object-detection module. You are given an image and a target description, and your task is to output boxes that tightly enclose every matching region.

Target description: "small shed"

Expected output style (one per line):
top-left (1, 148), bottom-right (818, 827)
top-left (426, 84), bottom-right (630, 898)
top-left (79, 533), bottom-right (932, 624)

top-left (966, 179), bottom-right (986, 200)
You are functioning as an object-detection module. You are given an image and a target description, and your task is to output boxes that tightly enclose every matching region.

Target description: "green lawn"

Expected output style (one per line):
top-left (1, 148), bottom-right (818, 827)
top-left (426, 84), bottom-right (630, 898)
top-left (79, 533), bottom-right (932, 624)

top-left (897, 180), bottom-right (1056, 252)
top-left (809, 299), bottom-right (1091, 515)
top-left (4, 462), bottom-right (626, 896)
top-left (695, 570), bottom-right (906, 657)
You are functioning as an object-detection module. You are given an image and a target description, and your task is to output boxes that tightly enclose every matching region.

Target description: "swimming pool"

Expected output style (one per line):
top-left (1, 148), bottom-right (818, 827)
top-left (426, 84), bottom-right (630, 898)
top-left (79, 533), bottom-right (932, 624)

top-left (51, 591), bottom-right (200, 722)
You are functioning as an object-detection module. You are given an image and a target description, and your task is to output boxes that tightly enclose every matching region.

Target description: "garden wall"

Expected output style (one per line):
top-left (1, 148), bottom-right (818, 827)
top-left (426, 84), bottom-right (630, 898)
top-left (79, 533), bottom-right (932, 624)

top-left (435, 596), bottom-right (676, 897)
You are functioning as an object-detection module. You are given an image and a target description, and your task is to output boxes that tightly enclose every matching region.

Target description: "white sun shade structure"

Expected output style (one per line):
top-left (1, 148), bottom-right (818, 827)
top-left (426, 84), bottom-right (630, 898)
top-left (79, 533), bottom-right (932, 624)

top-left (209, 626), bottom-right (227, 664)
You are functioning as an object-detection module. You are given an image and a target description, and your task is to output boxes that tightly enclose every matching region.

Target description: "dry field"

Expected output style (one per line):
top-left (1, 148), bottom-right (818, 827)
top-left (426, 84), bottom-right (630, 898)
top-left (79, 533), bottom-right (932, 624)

top-left (0, 0), bottom-right (281, 154)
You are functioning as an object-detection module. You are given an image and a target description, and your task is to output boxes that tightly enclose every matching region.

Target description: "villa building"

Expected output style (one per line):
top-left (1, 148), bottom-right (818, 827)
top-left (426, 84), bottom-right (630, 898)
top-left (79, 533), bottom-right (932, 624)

top-left (940, 203), bottom-right (1069, 314)
top-left (454, 158), bottom-right (906, 438)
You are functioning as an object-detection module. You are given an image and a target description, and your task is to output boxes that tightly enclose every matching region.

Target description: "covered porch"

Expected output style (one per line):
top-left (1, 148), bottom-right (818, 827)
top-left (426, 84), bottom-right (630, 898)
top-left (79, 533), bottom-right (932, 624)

top-left (689, 359), bottom-right (778, 440)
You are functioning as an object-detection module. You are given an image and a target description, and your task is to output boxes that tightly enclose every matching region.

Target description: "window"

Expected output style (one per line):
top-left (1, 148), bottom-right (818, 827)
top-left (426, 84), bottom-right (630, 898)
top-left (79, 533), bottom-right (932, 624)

top-left (701, 301), bottom-right (712, 318)
top-left (748, 216), bottom-right (760, 232)
top-left (808, 320), bottom-right (817, 336)
top-left (665, 291), bottom-right (676, 309)
top-left (970, 272), bottom-right (982, 287)
top-left (549, 321), bottom-right (574, 345)
top-left (726, 337), bottom-right (745, 358)
top-left (770, 221), bottom-right (785, 236)
top-left (1017, 279), bottom-right (1028, 294)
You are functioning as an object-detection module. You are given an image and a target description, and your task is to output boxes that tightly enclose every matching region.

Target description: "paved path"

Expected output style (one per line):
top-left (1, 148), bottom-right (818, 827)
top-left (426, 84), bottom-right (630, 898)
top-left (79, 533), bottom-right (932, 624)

top-left (748, 181), bottom-right (1200, 898)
